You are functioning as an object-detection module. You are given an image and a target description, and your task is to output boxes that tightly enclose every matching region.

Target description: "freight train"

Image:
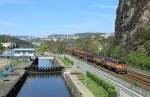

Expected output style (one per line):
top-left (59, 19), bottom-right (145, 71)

top-left (65, 47), bottom-right (127, 73)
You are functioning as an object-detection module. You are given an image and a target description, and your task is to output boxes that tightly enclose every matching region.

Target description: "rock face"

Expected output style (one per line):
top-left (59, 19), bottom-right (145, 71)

top-left (115, 0), bottom-right (150, 52)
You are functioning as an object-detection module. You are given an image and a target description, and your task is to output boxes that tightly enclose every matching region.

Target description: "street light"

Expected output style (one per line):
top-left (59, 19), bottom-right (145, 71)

top-left (84, 71), bottom-right (86, 86)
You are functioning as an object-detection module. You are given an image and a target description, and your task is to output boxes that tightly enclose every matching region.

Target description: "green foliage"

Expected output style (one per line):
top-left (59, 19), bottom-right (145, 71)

top-left (62, 56), bottom-right (74, 66)
top-left (76, 37), bottom-right (91, 51)
top-left (107, 88), bottom-right (117, 97)
top-left (0, 44), bottom-right (5, 51)
top-left (81, 75), bottom-right (108, 97)
top-left (87, 71), bottom-right (117, 97)
top-left (144, 24), bottom-right (150, 40)
top-left (38, 40), bottom-right (66, 54)
top-left (38, 41), bottom-right (49, 52)
top-left (127, 52), bottom-right (150, 69)
top-left (76, 37), bottom-right (98, 53)
top-left (98, 36), bottom-right (114, 57)
top-left (111, 46), bottom-right (124, 59)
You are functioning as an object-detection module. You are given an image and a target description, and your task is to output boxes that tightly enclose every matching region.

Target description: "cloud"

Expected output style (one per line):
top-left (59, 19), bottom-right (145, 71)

top-left (90, 4), bottom-right (117, 9)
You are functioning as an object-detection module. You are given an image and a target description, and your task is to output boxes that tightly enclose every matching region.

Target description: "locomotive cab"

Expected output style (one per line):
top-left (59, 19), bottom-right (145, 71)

top-left (116, 61), bottom-right (128, 73)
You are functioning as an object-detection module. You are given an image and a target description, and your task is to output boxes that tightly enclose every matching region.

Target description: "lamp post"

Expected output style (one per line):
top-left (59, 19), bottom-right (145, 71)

top-left (84, 71), bottom-right (86, 86)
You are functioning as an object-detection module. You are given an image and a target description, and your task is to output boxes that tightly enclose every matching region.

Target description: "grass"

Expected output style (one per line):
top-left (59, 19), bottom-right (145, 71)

top-left (78, 74), bottom-right (109, 97)
top-left (61, 56), bottom-right (74, 66)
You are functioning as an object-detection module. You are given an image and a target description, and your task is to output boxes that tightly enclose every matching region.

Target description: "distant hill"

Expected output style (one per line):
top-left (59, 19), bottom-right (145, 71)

top-left (74, 32), bottom-right (106, 37)
top-left (15, 35), bottom-right (35, 40)
top-left (47, 32), bottom-right (110, 39)
top-left (48, 34), bottom-right (73, 38)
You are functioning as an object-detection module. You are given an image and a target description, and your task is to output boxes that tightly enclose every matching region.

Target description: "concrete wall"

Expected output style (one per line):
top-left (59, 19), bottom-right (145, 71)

top-left (3, 71), bottom-right (28, 97)
top-left (54, 56), bottom-right (82, 97)
top-left (53, 57), bottom-right (63, 67)
top-left (63, 73), bottom-right (83, 97)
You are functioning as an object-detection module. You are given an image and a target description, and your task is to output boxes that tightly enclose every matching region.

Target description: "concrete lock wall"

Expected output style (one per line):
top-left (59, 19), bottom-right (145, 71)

top-left (53, 57), bottom-right (63, 66)
top-left (63, 73), bottom-right (83, 97)
top-left (4, 71), bottom-right (28, 97)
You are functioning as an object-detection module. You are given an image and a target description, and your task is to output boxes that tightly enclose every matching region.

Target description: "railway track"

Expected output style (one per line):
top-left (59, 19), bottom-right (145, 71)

top-left (128, 70), bottom-right (150, 80)
top-left (124, 70), bottom-right (150, 90)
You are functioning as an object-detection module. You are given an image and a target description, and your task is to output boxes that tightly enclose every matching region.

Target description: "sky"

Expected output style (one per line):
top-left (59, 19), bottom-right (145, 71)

top-left (0, 0), bottom-right (119, 37)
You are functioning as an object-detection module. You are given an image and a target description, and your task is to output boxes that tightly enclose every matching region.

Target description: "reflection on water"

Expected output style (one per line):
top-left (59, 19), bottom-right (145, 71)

top-left (16, 74), bottom-right (71, 97)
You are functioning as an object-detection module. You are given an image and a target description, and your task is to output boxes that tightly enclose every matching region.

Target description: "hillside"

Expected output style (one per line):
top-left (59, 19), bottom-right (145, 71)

top-left (115, 0), bottom-right (150, 55)
top-left (113, 0), bottom-right (150, 69)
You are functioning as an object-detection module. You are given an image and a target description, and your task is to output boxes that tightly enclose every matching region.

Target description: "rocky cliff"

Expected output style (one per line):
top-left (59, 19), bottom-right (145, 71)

top-left (115, 0), bottom-right (150, 54)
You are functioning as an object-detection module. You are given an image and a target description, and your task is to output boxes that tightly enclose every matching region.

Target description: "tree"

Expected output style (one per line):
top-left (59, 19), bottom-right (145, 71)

top-left (38, 40), bottom-right (66, 54)
top-left (76, 37), bottom-right (98, 53)
top-left (111, 46), bottom-right (124, 59)
top-left (56, 40), bottom-right (66, 54)
top-left (0, 44), bottom-right (4, 51)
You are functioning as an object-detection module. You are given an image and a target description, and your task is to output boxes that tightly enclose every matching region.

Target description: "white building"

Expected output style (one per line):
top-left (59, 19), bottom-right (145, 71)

top-left (32, 42), bottom-right (41, 46)
top-left (100, 33), bottom-right (114, 39)
top-left (13, 48), bottom-right (35, 57)
top-left (1, 42), bottom-right (16, 48)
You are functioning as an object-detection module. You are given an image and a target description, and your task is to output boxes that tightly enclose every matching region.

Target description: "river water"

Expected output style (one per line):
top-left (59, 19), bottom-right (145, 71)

top-left (16, 58), bottom-right (71, 97)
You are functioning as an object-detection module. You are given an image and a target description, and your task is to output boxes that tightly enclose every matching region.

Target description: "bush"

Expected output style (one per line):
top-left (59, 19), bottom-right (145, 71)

top-left (101, 81), bottom-right (114, 91)
top-left (111, 46), bottom-right (124, 59)
top-left (64, 56), bottom-right (74, 65)
top-left (127, 52), bottom-right (150, 69)
top-left (107, 88), bottom-right (117, 97)
top-left (87, 71), bottom-right (117, 97)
